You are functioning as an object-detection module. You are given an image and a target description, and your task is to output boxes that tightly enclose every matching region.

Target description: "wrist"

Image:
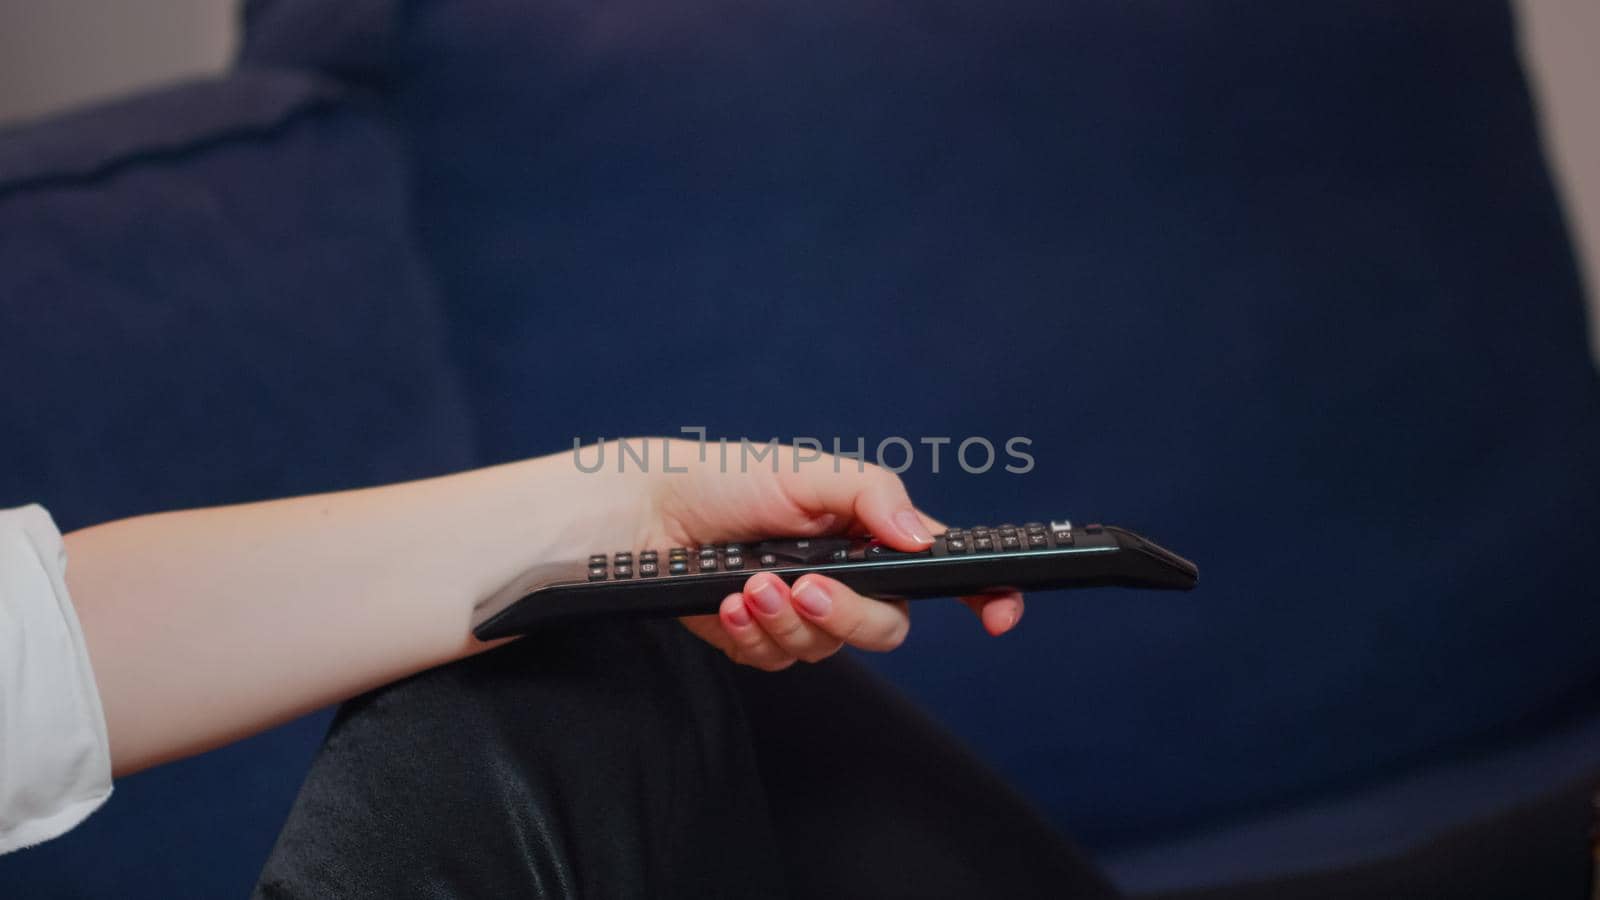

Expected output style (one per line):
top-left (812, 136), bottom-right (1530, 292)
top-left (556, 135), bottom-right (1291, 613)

top-left (515, 441), bottom-right (664, 556)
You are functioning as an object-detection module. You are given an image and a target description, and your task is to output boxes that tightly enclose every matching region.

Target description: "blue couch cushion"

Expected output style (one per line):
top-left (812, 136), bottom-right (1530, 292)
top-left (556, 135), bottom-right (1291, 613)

top-left (245, 0), bottom-right (1600, 878)
top-left (0, 70), bottom-right (474, 897)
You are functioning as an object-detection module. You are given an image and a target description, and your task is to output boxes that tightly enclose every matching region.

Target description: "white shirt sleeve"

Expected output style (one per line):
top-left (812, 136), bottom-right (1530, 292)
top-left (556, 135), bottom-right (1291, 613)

top-left (0, 504), bottom-right (112, 854)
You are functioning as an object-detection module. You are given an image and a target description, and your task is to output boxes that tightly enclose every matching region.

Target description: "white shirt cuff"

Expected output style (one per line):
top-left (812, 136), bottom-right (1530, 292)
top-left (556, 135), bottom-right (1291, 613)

top-left (0, 504), bottom-right (112, 854)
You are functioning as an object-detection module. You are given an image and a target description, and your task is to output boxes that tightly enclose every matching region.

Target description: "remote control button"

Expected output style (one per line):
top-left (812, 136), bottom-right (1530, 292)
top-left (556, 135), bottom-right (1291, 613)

top-left (1000, 534), bottom-right (1022, 550)
top-left (1084, 523), bottom-right (1103, 534)
top-left (973, 535), bottom-right (995, 552)
top-left (752, 538), bottom-right (853, 565)
top-left (724, 554), bottom-right (745, 570)
top-left (668, 559), bottom-right (690, 575)
top-left (613, 564), bottom-right (633, 578)
top-left (699, 557), bottom-right (718, 572)
top-left (1053, 530), bottom-right (1075, 548)
top-left (669, 548), bottom-right (689, 559)
top-left (745, 538), bottom-right (851, 560)
top-left (1026, 531), bottom-right (1049, 549)
top-left (1049, 520), bottom-right (1073, 533)
top-left (723, 543), bottom-right (744, 555)
top-left (944, 536), bottom-right (970, 553)
top-left (758, 553), bottom-right (778, 567)
top-left (828, 547), bottom-right (849, 562)
top-left (1025, 522), bottom-right (1046, 531)
top-left (589, 554), bottom-right (607, 566)
top-left (639, 550), bottom-right (658, 563)
top-left (639, 561), bottom-right (660, 577)
top-left (614, 552), bottom-right (632, 567)
top-left (866, 542), bottom-right (931, 560)
top-left (587, 565), bottom-right (608, 581)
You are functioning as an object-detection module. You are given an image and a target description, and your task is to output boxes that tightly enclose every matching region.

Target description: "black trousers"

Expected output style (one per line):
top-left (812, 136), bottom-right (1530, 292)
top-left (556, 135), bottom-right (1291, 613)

top-left (253, 619), bottom-right (1117, 899)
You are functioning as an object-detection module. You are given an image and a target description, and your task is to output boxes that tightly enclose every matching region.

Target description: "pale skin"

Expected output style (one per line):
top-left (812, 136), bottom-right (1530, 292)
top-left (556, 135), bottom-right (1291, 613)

top-left (66, 439), bottom-right (1023, 777)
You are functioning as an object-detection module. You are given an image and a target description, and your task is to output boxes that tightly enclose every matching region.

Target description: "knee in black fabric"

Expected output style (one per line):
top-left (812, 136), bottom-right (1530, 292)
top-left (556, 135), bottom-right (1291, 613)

top-left (255, 620), bottom-right (783, 900)
top-left (734, 656), bottom-right (1120, 900)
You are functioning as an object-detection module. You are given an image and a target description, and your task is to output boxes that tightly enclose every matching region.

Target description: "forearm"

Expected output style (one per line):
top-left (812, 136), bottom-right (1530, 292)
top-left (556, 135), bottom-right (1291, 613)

top-left (65, 451), bottom-right (633, 776)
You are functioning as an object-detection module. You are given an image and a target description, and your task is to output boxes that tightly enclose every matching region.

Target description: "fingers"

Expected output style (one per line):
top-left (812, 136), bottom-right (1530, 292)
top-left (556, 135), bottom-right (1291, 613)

top-left (961, 591), bottom-right (1025, 636)
top-left (701, 575), bottom-right (1019, 671)
top-left (789, 574), bottom-right (910, 652)
top-left (708, 571), bottom-right (915, 670)
top-left (739, 572), bottom-right (844, 664)
top-left (713, 592), bottom-right (797, 671)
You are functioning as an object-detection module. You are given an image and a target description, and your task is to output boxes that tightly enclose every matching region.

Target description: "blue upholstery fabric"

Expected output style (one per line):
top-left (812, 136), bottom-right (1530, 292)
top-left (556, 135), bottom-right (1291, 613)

top-left (0, 70), bottom-right (474, 897)
top-left (244, 0), bottom-right (1600, 872)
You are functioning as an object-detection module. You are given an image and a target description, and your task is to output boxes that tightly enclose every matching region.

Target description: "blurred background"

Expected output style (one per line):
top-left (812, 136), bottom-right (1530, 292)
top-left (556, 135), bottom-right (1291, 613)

top-left (0, 2), bottom-right (1596, 341)
top-left (2, 2), bottom-right (1598, 898)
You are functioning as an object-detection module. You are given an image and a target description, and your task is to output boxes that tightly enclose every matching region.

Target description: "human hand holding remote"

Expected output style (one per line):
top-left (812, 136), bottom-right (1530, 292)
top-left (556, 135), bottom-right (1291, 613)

top-left (596, 440), bottom-right (1025, 671)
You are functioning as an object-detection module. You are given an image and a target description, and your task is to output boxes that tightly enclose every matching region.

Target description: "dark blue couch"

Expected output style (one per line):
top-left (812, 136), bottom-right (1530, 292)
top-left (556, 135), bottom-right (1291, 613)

top-left (3, 1), bottom-right (1599, 896)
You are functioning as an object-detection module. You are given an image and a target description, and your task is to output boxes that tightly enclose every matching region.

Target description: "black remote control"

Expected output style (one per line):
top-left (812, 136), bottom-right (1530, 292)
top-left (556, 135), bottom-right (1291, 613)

top-left (473, 521), bottom-right (1196, 640)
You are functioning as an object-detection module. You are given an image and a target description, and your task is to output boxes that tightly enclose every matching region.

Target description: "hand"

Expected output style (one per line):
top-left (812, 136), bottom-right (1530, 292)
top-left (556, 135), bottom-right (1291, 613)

top-left (593, 439), bottom-right (1025, 670)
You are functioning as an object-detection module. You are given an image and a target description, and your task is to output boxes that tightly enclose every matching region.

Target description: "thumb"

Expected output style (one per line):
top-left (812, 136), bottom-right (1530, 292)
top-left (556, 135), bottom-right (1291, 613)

top-left (779, 454), bottom-right (935, 550)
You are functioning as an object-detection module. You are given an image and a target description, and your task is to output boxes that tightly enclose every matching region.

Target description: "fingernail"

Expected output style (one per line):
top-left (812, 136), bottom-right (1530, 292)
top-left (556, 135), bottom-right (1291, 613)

top-left (1000, 602), bottom-right (1022, 634)
top-left (748, 579), bottom-right (784, 615)
top-left (725, 603), bottom-right (751, 628)
top-left (893, 509), bottom-right (933, 544)
top-left (793, 581), bottom-right (832, 618)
